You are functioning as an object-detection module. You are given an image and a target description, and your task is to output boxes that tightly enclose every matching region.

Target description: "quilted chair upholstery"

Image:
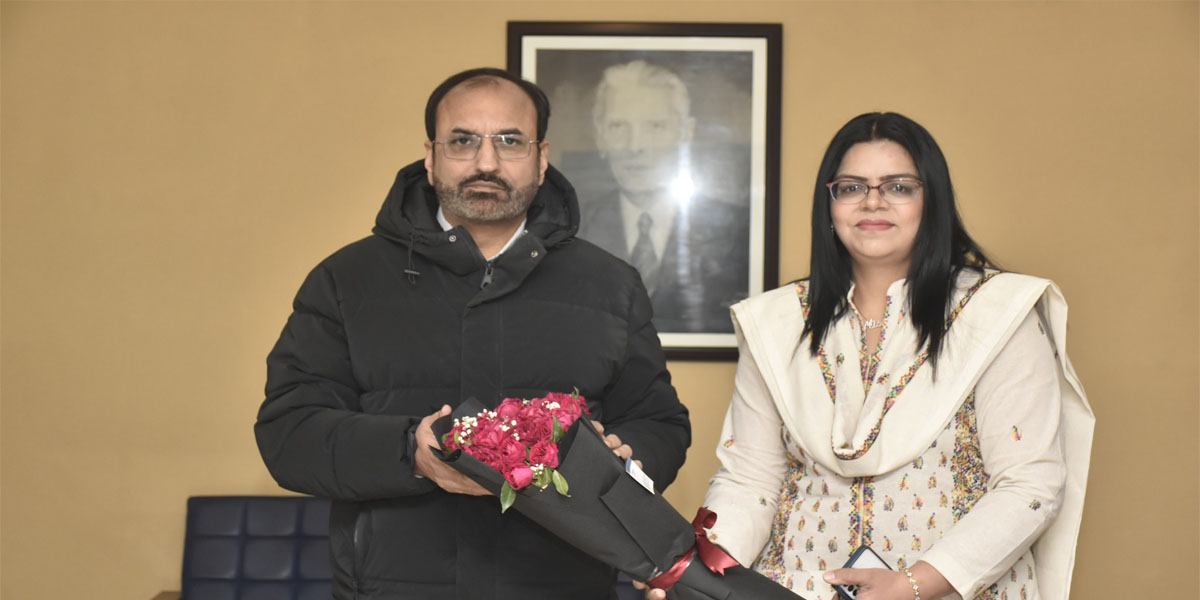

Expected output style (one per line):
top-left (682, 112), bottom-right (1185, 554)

top-left (181, 496), bottom-right (331, 600)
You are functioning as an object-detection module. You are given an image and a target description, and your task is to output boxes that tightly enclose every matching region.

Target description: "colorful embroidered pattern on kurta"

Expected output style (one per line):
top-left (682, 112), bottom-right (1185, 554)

top-left (952, 393), bottom-right (988, 521)
top-left (754, 425), bottom-right (808, 586)
top-left (831, 272), bottom-right (998, 460)
top-left (796, 281), bottom-right (840, 403)
top-left (751, 391), bottom-right (1039, 600)
top-left (848, 477), bottom-right (874, 549)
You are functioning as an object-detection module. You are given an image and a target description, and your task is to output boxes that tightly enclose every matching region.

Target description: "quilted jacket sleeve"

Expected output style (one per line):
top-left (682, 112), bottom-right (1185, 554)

top-left (254, 262), bottom-right (437, 501)
top-left (600, 277), bottom-right (692, 492)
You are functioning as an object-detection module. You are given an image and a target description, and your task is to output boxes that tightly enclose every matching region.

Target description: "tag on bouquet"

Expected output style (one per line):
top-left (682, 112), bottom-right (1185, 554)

top-left (625, 457), bottom-right (655, 494)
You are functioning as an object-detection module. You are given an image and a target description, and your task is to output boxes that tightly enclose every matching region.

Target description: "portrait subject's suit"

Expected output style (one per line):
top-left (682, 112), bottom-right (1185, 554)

top-left (578, 189), bottom-right (749, 333)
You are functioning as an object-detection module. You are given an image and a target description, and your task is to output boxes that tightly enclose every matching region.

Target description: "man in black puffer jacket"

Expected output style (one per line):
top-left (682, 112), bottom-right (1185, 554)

top-left (255, 68), bottom-right (691, 599)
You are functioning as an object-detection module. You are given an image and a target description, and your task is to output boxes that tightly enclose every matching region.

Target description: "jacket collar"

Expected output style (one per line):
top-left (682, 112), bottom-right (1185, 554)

top-left (372, 160), bottom-right (578, 271)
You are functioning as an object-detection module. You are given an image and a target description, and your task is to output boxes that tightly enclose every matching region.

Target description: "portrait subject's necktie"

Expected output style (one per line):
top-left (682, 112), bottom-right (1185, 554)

top-left (629, 212), bottom-right (659, 295)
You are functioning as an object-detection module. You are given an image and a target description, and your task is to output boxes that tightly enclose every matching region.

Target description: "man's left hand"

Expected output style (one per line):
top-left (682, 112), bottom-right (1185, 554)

top-left (591, 420), bottom-right (641, 468)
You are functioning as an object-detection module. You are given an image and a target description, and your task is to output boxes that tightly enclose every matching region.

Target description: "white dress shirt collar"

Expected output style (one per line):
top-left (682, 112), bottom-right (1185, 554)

top-left (436, 207), bottom-right (527, 260)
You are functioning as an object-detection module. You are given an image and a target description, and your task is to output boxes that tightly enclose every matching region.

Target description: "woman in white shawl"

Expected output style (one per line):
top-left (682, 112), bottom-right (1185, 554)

top-left (651, 113), bottom-right (1093, 600)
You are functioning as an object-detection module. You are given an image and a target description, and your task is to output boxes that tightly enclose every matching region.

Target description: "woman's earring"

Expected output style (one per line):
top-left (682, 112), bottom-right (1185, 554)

top-left (830, 224), bottom-right (835, 231)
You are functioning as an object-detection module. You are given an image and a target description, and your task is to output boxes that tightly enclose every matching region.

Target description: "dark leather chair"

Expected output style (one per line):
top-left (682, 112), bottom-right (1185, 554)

top-left (170, 495), bottom-right (642, 600)
top-left (180, 496), bottom-right (331, 600)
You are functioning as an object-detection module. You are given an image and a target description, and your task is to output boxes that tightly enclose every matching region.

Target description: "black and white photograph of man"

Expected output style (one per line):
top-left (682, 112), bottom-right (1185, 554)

top-left (534, 52), bottom-right (755, 335)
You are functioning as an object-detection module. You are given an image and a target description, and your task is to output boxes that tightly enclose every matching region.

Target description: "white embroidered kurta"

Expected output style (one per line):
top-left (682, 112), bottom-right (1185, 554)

top-left (702, 273), bottom-right (1093, 600)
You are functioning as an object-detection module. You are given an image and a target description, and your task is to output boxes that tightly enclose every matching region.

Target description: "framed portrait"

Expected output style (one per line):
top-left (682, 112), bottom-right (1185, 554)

top-left (508, 22), bottom-right (782, 360)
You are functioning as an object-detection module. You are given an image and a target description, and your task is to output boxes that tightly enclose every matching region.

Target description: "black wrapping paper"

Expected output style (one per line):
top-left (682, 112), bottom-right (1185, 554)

top-left (431, 398), bottom-right (803, 600)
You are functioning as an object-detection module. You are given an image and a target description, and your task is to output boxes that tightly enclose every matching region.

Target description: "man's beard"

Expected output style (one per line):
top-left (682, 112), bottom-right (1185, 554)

top-left (434, 172), bottom-right (539, 224)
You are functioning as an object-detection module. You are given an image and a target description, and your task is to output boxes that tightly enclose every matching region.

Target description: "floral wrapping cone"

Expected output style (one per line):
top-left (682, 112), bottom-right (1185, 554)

top-left (432, 398), bottom-right (802, 600)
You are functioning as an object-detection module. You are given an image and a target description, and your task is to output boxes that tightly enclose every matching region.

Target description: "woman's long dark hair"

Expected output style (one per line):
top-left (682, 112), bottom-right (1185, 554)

top-left (803, 112), bottom-right (993, 367)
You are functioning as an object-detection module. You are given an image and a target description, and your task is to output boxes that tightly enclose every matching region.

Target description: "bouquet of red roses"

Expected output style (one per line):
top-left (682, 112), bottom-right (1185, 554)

top-left (440, 391), bottom-right (588, 512)
top-left (432, 395), bottom-right (803, 600)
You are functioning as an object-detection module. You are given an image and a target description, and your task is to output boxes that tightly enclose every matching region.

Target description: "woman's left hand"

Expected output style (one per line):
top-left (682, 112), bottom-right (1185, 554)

top-left (822, 568), bottom-right (912, 599)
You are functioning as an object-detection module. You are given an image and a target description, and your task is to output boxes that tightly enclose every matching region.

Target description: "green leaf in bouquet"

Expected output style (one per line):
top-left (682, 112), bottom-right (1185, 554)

top-left (551, 469), bottom-right (570, 497)
top-left (500, 481), bottom-right (516, 513)
top-left (551, 416), bottom-right (565, 443)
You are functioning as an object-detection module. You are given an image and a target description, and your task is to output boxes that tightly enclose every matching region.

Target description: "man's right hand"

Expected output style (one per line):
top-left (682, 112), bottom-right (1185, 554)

top-left (413, 405), bottom-right (490, 496)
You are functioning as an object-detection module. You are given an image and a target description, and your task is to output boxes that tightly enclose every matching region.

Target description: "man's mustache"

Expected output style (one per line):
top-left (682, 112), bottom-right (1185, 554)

top-left (459, 173), bottom-right (512, 193)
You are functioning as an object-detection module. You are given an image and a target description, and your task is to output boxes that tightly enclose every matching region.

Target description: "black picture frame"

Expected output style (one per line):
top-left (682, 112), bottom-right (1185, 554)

top-left (508, 22), bottom-right (782, 360)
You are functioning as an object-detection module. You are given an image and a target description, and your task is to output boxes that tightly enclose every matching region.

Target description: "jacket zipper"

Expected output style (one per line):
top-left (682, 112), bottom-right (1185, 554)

top-left (480, 261), bottom-right (494, 289)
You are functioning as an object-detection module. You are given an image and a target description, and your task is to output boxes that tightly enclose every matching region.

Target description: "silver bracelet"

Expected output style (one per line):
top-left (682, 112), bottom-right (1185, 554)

top-left (902, 568), bottom-right (921, 600)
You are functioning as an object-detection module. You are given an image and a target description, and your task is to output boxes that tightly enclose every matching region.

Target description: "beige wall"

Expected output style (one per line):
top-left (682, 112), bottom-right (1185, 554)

top-left (2, 1), bottom-right (1196, 598)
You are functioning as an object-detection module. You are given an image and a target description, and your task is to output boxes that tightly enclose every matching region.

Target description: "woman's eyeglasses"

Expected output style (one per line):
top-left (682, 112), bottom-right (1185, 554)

top-left (826, 178), bottom-right (924, 204)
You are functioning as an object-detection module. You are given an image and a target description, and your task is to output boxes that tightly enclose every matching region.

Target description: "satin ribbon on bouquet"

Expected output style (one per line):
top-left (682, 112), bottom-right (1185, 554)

top-left (649, 507), bottom-right (740, 590)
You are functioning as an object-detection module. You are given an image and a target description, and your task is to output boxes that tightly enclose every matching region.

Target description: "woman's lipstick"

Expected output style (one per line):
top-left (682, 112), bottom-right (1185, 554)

top-left (856, 219), bottom-right (894, 231)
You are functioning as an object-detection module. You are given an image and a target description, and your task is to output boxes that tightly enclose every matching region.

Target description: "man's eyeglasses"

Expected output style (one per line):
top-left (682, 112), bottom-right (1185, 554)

top-left (433, 133), bottom-right (539, 161)
top-left (826, 178), bottom-right (924, 204)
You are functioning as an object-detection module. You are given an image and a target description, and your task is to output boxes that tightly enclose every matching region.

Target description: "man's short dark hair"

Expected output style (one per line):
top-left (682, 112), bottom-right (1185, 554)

top-left (424, 67), bottom-right (551, 141)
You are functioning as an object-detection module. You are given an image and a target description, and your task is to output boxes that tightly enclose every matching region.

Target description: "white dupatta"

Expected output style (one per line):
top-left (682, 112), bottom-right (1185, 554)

top-left (729, 272), bottom-right (1094, 599)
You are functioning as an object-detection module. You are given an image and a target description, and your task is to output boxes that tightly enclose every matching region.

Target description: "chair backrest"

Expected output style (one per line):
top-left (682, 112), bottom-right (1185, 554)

top-left (182, 496), bottom-right (331, 600)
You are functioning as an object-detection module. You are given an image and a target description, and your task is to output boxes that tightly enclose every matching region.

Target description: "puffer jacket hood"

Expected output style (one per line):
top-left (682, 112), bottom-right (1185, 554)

top-left (372, 159), bottom-right (580, 275)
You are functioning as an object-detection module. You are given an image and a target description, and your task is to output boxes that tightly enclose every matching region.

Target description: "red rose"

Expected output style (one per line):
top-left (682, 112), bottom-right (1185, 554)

top-left (516, 404), bottom-right (554, 445)
top-left (472, 447), bottom-right (503, 470)
top-left (472, 419), bottom-right (504, 450)
top-left (499, 435), bottom-right (528, 470)
top-left (529, 439), bottom-right (559, 469)
top-left (495, 398), bottom-right (522, 421)
top-left (540, 392), bottom-right (588, 429)
top-left (558, 412), bottom-right (577, 430)
top-left (466, 419), bottom-right (509, 470)
top-left (543, 391), bottom-right (572, 406)
top-left (504, 465), bottom-right (534, 489)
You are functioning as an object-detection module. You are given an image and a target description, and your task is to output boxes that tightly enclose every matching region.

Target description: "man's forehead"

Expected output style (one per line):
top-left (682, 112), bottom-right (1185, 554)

top-left (436, 78), bottom-right (536, 132)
